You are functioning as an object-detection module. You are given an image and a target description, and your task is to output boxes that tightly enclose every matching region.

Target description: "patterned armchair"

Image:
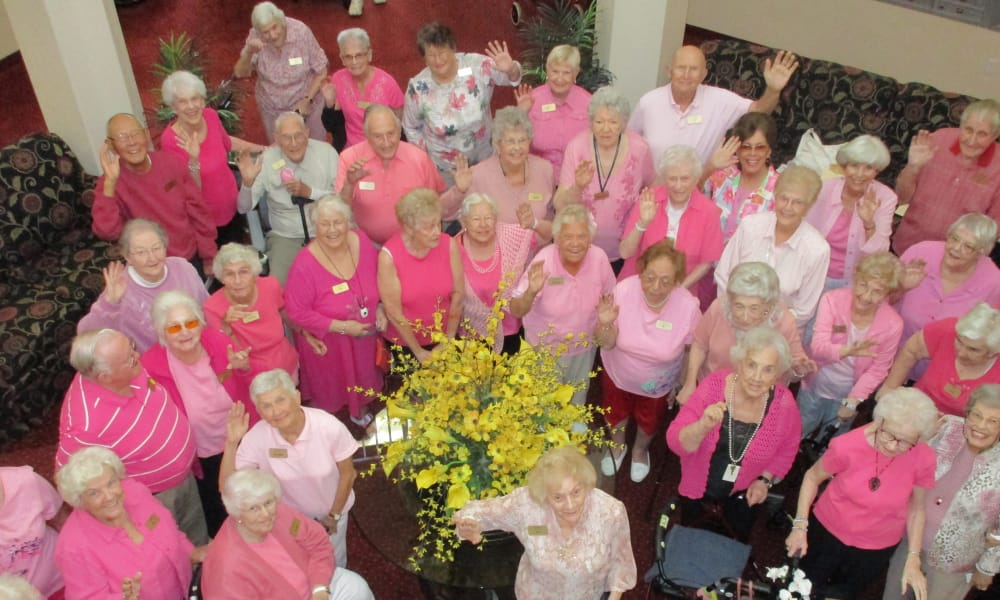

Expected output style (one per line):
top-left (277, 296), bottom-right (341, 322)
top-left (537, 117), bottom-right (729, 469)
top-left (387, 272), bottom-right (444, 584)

top-left (700, 39), bottom-right (977, 186)
top-left (0, 133), bottom-right (118, 447)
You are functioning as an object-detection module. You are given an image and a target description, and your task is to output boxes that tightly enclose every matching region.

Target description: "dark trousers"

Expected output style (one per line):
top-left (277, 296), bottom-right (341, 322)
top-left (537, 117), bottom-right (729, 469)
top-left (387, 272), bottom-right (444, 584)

top-left (679, 494), bottom-right (755, 543)
top-left (800, 514), bottom-right (896, 599)
top-left (196, 453), bottom-right (227, 537)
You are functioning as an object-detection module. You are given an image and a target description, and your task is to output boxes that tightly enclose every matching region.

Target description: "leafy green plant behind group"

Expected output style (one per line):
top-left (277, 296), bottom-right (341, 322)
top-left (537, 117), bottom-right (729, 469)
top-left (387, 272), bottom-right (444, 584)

top-left (517, 0), bottom-right (614, 92)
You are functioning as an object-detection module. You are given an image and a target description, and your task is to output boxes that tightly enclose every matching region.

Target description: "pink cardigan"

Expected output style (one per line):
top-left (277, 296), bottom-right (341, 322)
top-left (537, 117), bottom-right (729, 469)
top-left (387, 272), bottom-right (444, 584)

top-left (201, 502), bottom-right (334, 599)
top-left (806, 287), bottom-right (903, 400)
top-left (666, 370), bottom-right (801, 499)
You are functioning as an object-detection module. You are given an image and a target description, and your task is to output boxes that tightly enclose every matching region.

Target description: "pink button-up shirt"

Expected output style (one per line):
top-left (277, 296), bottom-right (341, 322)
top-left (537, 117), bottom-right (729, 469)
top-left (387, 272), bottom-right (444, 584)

top-left (526, 84), bottom-right (591, 177)
top-left (330, 67), bottom-right (404, 148)
top-left (441, 154), bottom-right (554, 224)
top-left (246, 18), bottom-right (328, 114)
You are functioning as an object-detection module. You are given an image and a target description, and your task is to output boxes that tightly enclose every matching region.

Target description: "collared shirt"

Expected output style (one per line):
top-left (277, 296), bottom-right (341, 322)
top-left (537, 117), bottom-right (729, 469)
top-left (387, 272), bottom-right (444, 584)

top-left (235, 406), bottom-right (358, 519)
top-left (57, 370), bottom-right (195, 493)
top-left (246, 18), bottom-right (328, 113)
top-left (238, 139), bottom-right (339, 240)
top-left (715, 211), bottom-right (830, 327)
top-left (440, 154), bottom-right (554, 224)
top-left (335, 140), bottom-right (445, 244)
top-left (704, 164), bottom-right (780, 242)
top-left (330, 66), bottom-right (404, 148)
top-left (893, 128), bottom-right (1000, 254)
top-left (0, 467), bottom-right (63, 596)
top-left (628, 83), bottom-right (752, 164)
top-left (526, 84), bottom-right (592, 177)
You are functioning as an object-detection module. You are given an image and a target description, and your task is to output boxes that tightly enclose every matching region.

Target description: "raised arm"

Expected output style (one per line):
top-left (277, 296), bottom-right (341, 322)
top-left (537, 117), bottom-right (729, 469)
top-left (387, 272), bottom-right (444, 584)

top-left (748, 50), bottom-right (799, 114)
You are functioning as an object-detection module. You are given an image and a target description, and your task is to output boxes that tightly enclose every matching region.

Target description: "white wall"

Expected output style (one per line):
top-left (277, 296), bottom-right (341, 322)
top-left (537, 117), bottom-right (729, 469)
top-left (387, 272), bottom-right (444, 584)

top-left (686, 0), bottom-right (1000, 100)
top-left (0, 5), bottom-right (16, 59)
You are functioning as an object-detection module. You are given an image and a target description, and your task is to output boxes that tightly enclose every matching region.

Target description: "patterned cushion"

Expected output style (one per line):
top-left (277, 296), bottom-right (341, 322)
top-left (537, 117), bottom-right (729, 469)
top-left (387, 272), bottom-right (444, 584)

top-left (886, 83), bottom-right (974, 177)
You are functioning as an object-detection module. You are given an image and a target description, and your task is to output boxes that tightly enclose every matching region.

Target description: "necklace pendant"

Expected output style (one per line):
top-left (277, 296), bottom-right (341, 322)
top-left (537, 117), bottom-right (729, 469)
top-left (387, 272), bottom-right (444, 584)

top-left (359, 306), bottom-right (369, 319)
top-left (723, 463), bottom-right (740, 482)
top-left (594, 191), bottom-right (609, 200)
top-left (868, 476), bottom-right (881, 492)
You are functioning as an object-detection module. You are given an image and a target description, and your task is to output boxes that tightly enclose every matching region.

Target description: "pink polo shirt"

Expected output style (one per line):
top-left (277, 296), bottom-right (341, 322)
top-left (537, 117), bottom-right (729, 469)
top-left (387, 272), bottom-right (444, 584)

top-left (56, 478), bottom-right (194, 600)
top-left (893, 128), bottom-right (1000, 255)
top-left (628, 84), bottom-right (752, 164)
top-left (805, 177), bottom-right (897, 281)
top-left (330, 66), bottom-right (404, 148)
top-left (0, 466), bottom-right (63, 596)
top-left (56, 370), bottom-right (195, 493)
top-left (814, 427), bottom-right (935, 549)
top-left (527, 84), bottom-right (591, 177)
top-left (440, 154), bottom-right (554, 224)
top-left (514, 244), bottom-right (616, 356)
top-left (896, 241), bottom-right (1000, 343)
top-left (166, 352), bottom-right (233, 458)
top-left (916, 317), bottom-right (1000, 416)
top-left (601, 276), bottom-right (700, 397)
top-left (336, 140), bottom-right (446, 244)
top-left (235, 406), bottom-right (358, 519)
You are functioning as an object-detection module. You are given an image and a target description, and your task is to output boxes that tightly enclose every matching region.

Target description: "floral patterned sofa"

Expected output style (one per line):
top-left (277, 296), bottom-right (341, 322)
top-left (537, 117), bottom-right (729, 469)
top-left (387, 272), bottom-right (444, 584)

top-left (0, 133), bottom-right (118, 447)
top-left (700, 39), bottom-right (978, 186)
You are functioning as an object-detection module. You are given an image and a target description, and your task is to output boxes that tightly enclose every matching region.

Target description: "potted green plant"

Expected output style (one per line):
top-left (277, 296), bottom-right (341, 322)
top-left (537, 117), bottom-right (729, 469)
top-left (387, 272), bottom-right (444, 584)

top-left (516, 0), bottom-right (614, 91)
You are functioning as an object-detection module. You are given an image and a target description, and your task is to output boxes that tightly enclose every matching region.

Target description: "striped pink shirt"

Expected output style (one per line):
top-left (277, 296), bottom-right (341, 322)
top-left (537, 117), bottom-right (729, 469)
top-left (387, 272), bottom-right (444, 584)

top-left (56, 370), bottom-right (195, 493)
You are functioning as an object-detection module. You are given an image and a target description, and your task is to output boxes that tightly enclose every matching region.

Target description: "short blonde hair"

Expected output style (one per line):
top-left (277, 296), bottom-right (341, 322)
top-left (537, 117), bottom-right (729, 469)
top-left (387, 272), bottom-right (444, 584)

top-left (774, 165), bottom-right (822, 207)
top-left (396, 188), bottom-right (441, 228)
top-left (56, 446), bottom-right (126, 508)
top-left (853, 252), bottom-right (902, 293)
top-left (546, 44), bottom-right (581, 73)
top-left (525, 446), bottom-right (595, 505)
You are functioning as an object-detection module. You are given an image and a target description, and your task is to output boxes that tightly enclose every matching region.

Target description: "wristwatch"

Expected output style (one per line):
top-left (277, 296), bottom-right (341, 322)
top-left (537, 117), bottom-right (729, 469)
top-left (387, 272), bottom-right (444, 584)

top-left (329, 512), bottom-right (342, 522)
top-left (756, 475), bottom-right (774, 489)
top-left (840, 399), bottom-right (859, 410)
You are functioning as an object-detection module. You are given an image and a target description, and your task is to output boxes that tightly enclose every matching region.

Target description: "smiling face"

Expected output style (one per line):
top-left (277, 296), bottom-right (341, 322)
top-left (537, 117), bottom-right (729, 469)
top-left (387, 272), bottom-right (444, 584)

top-left (555, 220), bottom-right (591, 267)
top-left (954, 334), bottom-right (997, 370)
top-left (423, 44), bottom-right (458, 82)
top-left (639, 256), bottom-right (678, 307)
top-left (339, 37), bottom-right (372, 79)
top-left (668, 46), bottom-right (708, 100)
top-left (405, 216), bottom-right (442, 253)
top-left (958, 114), bottom-right (999, 162)
top-left (171, 91), bottom-right (206, 128)
top-left (965, 402), bottom-right (1000, 453)
top-left (736, 345), bottom-right (780, 399)
top-left (874, 420), bottom-right (920, 458)
top-left (545, 61), bottom-right (577, 98)
top-left (728, 294), bottom-right (771, 331)
top-left (497, 126), bottom-right (531, 169)
top-left (80, 466), bottom-right (127, 526)
top-left (851, 276), bottom-right (890, 316)
top-left (365, 109), bottom-right (402, 162)
top-left (843, 162), bottom-right (879, 196)
top-left (773, 182), bottom-right (811, 231)
top-left (124, 228), bottom-right (167, 282)
top-left (163, 304), bottom-right (203, 356)
top-left (275, 118), bottom-right (308, 164)
top-left (107, 114), bottom-right (149, 170)
top-left (221, 261), bottom-right (257, 304)
top-left (315, 207), bottom-right (350, 253)
top-left (256, 385), bottom-right (303, 433)
top-left (546, 476), bottom-right (587, 530)
top-left (737, 130), bottom-right (771, 177)
top-left (238, 496), bottom-right (279, 539)
top-left (662, 161), bottom-right (697, 206)
top-left (460, 201), bottom-right (497, 245)
top-left (942, 227), bottom-right (982, 272)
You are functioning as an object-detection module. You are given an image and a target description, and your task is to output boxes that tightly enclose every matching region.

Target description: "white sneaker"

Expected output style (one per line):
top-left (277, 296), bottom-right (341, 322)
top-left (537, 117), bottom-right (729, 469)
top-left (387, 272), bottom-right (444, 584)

top-left (373, 0), bottom-right (386, 4)
top-left (630, 450), bottom-right (651, 483)
top-left (600, 448), bottom-right (626, 477)
top-left (348, 0), bottom-right (363, 16)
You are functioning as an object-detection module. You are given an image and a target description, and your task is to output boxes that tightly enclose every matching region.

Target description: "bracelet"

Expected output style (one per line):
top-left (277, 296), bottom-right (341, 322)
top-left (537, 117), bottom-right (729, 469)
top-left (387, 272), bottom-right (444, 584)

top-left (840, 399), bottom-right (858, 410)
top-left (791, 526), bottom-right (807, 532)
top-left (635, 223), bottom-right (647, 233)
top-left (755, 475), bottom-right (773, 489)
top-left (976, 563), bottom-right (994, 576)
top-left (312, 584), bottom-right (330, 595)
top-left (907, 550), bottom-right (920, 556)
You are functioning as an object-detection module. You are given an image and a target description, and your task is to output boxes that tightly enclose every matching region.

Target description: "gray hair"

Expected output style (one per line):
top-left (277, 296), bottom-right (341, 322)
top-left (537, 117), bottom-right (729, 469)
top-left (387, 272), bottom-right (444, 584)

top-left (968, 383), bottom-right (1000, 416)
top-left (552, 203), bottom-right (595, 238)
top-left (120, 218), bottom-right (168, 256)
top-left (491, 106), bottom-right (534, 153)
top-left (0, 573), bottom-right (43, 600)
top-left (874, 388), bottom-right (939, 440)
top-left (249, 368), bottom-right (297, 405)
top-left (836, 135), bottom-right (891, 171)
top-left (274, 111), bottom-right (306, 133)
top-left (309, 194), bottom-right (355, 228)
top-left (727, 262), bottom-right (781, 305)
top-left (151, 290), bottom-right (205, 344)
top-left (251, 1), bottom-right (285, 30)
top-left (212, 243), bottom-right (263, 280)
top-left (588, 86), bottom-right (631, 122)
top-left (729, 326), bottom-right (792, 375)
top-left (948, 213), bottom-right (998, 255)
top-left (961, 99), bottom-right (1000, 136)
top-left (459, 193), bottom-right (498, 219)
top-left (56, 446), bottom-right (126, 508)
top-left (337, 27), bottom-right (371, 51)
top-left (955, 303), bottom-right (1000, 353)
top-left (161, 70), bottom-right (207, 106)
top-left (221, 469), bottom-right (282, 517)
top-left (69, 328), bottom-right (121, 377)
top-left (657, 144), bottom-right (703, 180)
top-left (363, 104), bottom-right (401, 136)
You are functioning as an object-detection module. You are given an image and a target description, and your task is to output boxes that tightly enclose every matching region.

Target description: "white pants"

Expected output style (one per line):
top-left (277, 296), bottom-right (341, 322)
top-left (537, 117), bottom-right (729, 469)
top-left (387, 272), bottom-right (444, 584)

top-left (330, 509), bottom-right (350, 569)
top-left (330, 567), bottom-right (374, 600)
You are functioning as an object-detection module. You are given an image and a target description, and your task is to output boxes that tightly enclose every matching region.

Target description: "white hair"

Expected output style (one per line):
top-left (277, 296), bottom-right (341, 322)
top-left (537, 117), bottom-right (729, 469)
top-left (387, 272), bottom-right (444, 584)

top-left (56, 446), bottom-right (126, 508)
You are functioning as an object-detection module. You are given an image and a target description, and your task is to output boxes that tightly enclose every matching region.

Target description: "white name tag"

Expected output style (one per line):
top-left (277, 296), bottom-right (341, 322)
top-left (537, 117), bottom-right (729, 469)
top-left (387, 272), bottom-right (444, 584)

top-left (655, 320), bottom-right (672, 331)
top-left (541, 103), bottom-right (556, 113)
top-left (723, 463), bottom-right (740, 482)
top-left (686, 115), bottom-right (703, 124)
top-left (288, 56), bottom-right (303, 66)
top-left (457, 67), bottom-right (472, 77)
top-left (359, 181), bottom-right (376, 191)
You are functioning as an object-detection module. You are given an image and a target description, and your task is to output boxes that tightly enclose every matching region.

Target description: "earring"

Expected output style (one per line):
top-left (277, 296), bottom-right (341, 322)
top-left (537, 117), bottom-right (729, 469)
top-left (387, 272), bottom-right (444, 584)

top-left (237, 519), bottom-right (243, 524)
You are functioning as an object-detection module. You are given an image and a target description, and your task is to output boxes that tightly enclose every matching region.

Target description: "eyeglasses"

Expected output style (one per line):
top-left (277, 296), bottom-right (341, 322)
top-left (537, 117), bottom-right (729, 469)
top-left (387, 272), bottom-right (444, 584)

top-left (110, 130), bottom-right (145, 143)
top-left (164, 319), bottom-right (201, 335)
top-left (499, 137), bottom-right (529, 147)
top-left (129, 244), bottom-right (165, 260)
top-left (640, 273), bottom-right (675, 288)
top-left (243, 497), bottom-right (278, 516)
top-left (341, 52), bottom-right (369, 63)
top-left (739, 142), bottom-right (769, 153)
top-left (877, 426), bottom-right (917, 451)
top-left (946, 233), bottom-right (980, 255)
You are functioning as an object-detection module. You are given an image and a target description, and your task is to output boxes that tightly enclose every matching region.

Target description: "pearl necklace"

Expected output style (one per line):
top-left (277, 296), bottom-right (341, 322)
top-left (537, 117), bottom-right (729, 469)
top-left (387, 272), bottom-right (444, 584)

top-left (463, 236), bottom-right (500, 274)
top-left (726, 374), bottom-right (769, 466)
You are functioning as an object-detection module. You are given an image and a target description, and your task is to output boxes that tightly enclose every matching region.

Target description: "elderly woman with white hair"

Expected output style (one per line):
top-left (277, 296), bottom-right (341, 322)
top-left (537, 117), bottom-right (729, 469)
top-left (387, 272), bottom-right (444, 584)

top-left (880, 303), bottom-right (1000, 416)
top-left (54, 447), bottom-right (204, 600)
top-left (805, 134), bottom-right (897, 289)
top-left (321, 27), bottom-right (403, 150)
top-left (442, 106), bottom-right (555, 236)
top-left (514, 44), bottom-right (593, 177)
top-left (234, 1), bottom-right (329, 142)
top-left (554, 86), bottom-right (654, 267)
top-left (205, 242), bottom-right (299, 418)
top-left (220, 368), bottom-right (359, 570)
top-left (786, 388), bottom-right (939, 600)
top-left (140, 290), bottom-right (250, 535)
top-left (0, 574), bottom-right (42, 600)
top-left (286, 195), bottom-right (384, 424)
top-left (511, 204), bottom-right (615, 412)
top-left (77, 218), bottom-right (208, 353)
top-left (203, 469), bottom-right (373, 599)
top-left (677, 261), bottom-right (810, 405)
top-left (716, 165), bottom-right (831, 329)
top-left (160, 70), bottom-right (265, 243)
top-left (667, 327), bottom-right (801, 541)
top-left (456, 193), bottom-right (536, 353)
top-left (618, 144), bottom-right (724, 308)
top-left (883, 384), bottom-right (1000, 599)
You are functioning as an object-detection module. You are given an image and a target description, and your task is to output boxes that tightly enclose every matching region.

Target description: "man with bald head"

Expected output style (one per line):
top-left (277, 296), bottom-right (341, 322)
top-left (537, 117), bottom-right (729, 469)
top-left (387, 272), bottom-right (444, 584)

top-left (335, 104), bottom-right (445, 244)
top-left (93, 113), bottom-right (218, 274)
top-left (629, 45), bottom-right (799, 164)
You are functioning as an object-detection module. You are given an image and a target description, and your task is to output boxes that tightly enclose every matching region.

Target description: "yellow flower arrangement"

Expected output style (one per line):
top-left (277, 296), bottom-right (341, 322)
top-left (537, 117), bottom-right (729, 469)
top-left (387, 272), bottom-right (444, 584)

top-left (362, 293), bottom-right (607, 567)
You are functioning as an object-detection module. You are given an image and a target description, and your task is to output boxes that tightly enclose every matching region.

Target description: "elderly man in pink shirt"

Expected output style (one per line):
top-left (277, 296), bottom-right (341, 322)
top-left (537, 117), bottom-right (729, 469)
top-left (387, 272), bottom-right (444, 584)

top-left (893, 99), bottom-right (1000, 255)
top-left (336, 105), bottom-right (446, 244)
top-left (56, 328), bottom-right (207, 545)
top-left (629, 45), bottom-right (798, 164)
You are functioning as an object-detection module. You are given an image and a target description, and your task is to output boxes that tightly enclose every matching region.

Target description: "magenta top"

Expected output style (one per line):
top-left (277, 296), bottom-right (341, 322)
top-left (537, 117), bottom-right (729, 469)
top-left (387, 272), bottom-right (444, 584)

top-left (330, 66), bottom-right (404, 148)
top-left (161, 108), bottom-right (237, 226)
top-left (916, 317), bottom-right (1000, 416)
top-left (0, 466), bottom-right (63, 596)
top-left (55, 478), bottom-right (194, 600)
top-left (666, 370), bottom-right (801, 499)
top-left (381, 233), bottom-right (456, 347)
top-left (814, 427), bottom-right (935, 549)
top-left (526, 84), bottom-right (592, 178)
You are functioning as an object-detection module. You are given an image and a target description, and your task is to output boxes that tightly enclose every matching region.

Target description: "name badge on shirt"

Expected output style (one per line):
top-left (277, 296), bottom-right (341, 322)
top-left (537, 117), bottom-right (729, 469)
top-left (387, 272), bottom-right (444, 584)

top-left (148, 377), bottom-right (157, 390)
top-left (290, 518), bottom-right (301, 536)
top-left (527, 525), bottom-right (548, 536)
top-left (944, 383), bottom-right (963, 398)
top-left (332, 282), bottom-right (350, 294)
top-left (288, 56), bottom-right (303, 66)
top-left (357, 101), bottom-right (371, 109)
top-left (528, 192), bottom-right (544, 202)
top-left (457, 67), bottom-right (472, 77)
top-left (723, 463), bottom-right (740, 482)
top-left (686, 115), bottom-right (703, 124)
top-left (832, 324), bottom-right (847, 334)
top-left (269, 448), bottom-right (289, 459)
top-left (145, 514), bottom-right (160, 530)
top-left (359, 181), bottom-right (376, 191)
top-left (547, 276), bottom-right (565, 286)
top-left (272, 158), bottom-right (287, 170)
top-left (655, 320), bottom-right (673, 331)
top-left (242, 311), bottom-right (260, 324)
top-left (541, 103), bottom-right (557, 113)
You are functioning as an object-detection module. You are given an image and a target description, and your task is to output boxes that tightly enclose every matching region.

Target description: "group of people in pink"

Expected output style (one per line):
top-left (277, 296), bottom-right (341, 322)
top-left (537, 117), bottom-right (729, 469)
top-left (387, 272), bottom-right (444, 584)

top-left (4, 1), bottom-right (1000, 598)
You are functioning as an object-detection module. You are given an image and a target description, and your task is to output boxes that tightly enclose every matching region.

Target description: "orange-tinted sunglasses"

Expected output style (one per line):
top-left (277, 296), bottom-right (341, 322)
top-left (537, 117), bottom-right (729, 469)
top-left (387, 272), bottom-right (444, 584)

top-left (165, 319), bottom-right (201, 334)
